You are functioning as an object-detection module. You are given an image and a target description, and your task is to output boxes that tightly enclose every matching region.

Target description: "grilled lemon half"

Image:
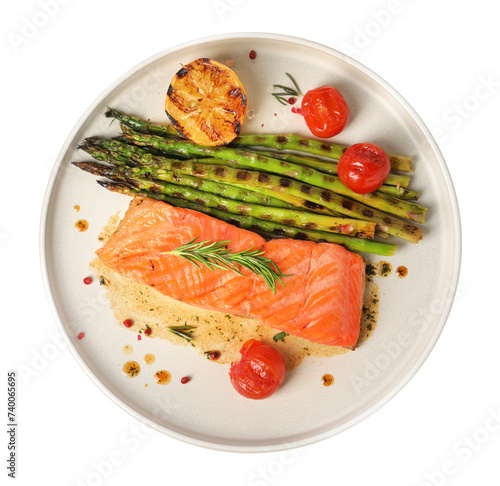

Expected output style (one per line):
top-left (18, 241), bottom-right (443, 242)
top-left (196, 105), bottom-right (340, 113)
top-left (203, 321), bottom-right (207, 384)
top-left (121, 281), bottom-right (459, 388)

top-left (165, 58), bottom-right (248, 146)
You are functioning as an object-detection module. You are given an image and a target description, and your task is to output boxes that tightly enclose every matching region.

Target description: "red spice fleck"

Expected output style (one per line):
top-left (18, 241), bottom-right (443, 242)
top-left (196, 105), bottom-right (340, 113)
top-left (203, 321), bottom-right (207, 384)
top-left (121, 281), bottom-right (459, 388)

top-left (261, 123), bottom-right (264, 127)
top-left (210, 351), bottom-right (220, 361)
top-left (291, 106), bottom-right (302, 115)
top-left (123, 319), bottom-right (133, 328)
top-left (274, 113), bottom-right (277, 116)
top-left (249, 50), bottom-right (256, 60)
top-left (144, 327), bottom-right (152, 336)
top-left (287, 97), bottom-right (297, 105)
top-left (181, 376), bottom-right (190, 384)
top-left (77, 332), bottom-right (85, 340)
top-left (83, 277), bottom-right (92, 285)
top-left (137, 335), bottom-right (142, 341)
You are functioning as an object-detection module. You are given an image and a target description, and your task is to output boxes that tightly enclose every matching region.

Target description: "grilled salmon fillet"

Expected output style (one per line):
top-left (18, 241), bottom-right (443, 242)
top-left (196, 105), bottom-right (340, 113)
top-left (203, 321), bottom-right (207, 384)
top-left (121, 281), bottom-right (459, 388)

top-left (97, 197), bottom-right (365, 346)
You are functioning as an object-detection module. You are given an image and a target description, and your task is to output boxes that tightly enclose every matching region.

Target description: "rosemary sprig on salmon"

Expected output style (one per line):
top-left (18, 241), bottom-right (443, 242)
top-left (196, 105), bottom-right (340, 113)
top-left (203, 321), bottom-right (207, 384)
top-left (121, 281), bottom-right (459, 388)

top-left (160, 237), bottom-right (290, 294)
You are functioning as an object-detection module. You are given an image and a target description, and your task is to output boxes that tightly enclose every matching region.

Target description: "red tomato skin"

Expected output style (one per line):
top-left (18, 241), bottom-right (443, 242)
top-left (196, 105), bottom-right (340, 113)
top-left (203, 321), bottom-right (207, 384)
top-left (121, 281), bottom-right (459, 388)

top-left (337, 143), bottom-right (391, 194)
top-left (229, 339), bottom-right (286, 400)
top-left (301, 86), bottom-right (350, 138)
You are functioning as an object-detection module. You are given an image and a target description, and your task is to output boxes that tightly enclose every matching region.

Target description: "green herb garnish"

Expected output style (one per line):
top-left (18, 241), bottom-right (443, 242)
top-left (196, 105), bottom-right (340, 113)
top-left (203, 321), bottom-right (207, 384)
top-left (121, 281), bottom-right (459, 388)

top-left (167, 325), bottom-right (196, 342)
top-left (160, 237), bottom-right (290, 294)
top-left (272, 73), bottom-right (302, 105)
top-left (273, 331), bottom-right (288, 342)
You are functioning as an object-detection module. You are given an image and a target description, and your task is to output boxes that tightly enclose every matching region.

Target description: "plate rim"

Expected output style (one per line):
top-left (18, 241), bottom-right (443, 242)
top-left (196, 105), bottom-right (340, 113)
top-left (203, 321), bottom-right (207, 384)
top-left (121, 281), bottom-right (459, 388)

top-left (39, 32), bottom-right (462, 453)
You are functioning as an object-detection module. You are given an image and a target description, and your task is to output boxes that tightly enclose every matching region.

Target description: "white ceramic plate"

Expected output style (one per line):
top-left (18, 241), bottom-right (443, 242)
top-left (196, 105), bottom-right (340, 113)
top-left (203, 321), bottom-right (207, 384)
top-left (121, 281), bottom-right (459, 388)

top-left (41, 33), bottom-right (461, 452)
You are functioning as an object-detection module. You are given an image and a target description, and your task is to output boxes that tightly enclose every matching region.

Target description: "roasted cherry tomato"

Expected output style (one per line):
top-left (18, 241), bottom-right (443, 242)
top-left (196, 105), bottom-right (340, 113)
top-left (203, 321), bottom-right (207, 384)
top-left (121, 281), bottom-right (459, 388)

top-left (337, 143), bottom-right (391, 194)
top-left (229, 339), bottom-right (286, 400)
top-left (301, 86), bottom-right (349, 138)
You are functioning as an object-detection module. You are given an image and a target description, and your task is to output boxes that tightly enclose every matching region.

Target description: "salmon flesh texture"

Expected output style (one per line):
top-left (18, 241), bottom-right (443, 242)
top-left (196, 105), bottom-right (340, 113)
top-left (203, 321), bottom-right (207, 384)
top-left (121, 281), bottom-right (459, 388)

top-left (97, 198), bottom-right (365, 347)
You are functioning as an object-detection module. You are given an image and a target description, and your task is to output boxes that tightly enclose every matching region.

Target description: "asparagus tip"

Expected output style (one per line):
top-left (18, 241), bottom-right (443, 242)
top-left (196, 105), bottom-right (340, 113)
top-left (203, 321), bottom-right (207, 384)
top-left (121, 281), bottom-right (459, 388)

top-left (78, 136), bottom-right (102, 149)
top-left (71, 161), bottom-right (104, 176)
top-left (104, 107), bottom-right (119, 118)
top-left (97, 180), bottom-right (126, 191)
top-left (97, 177), bottom-right (134, 188)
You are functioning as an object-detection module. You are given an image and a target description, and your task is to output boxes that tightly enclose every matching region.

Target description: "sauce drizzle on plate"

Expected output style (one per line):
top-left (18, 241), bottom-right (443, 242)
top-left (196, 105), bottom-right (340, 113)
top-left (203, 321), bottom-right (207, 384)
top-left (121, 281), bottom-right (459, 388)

top-left (123, 361), bottom-right (141, 378)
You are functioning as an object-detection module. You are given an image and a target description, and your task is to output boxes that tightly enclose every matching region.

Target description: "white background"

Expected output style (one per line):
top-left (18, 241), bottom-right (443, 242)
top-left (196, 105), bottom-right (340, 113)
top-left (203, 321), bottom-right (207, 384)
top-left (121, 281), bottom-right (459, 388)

top-left (2, 1), bottom-right (499, 485)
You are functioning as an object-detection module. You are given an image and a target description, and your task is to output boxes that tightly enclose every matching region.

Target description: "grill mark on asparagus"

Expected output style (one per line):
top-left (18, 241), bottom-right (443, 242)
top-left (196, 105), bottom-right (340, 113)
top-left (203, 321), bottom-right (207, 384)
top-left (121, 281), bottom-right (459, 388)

top-left (303, 200), bottom-right (325, 211)
top-left (321, 191), bottom-right (334, 202)
top-left (215, 167), bottom-right (227, 177)
top-left (171, 161), bottom-right (184, 170)
top-left (236, 170), bottom-right (251, 180)
top-left (193, 166), bottom-right (206, 176)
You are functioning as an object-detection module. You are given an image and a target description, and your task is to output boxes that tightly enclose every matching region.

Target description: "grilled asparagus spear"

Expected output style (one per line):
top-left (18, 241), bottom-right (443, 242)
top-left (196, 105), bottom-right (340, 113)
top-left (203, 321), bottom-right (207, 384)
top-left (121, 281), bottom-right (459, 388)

top-left (105, 108), bottom-right (412, 171)
top-left (80, 140), bottom-right (337, 216)
top-left (120, 126), bottom-right (426, 224)
top-left (95, 181), bottom-right (397, 256)
top-left (79, 138), bottom-right (422, 243)
top-left (231, 133), bottom-right (413, 172)
top-left (73, 161), bottom-right (376, 239)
